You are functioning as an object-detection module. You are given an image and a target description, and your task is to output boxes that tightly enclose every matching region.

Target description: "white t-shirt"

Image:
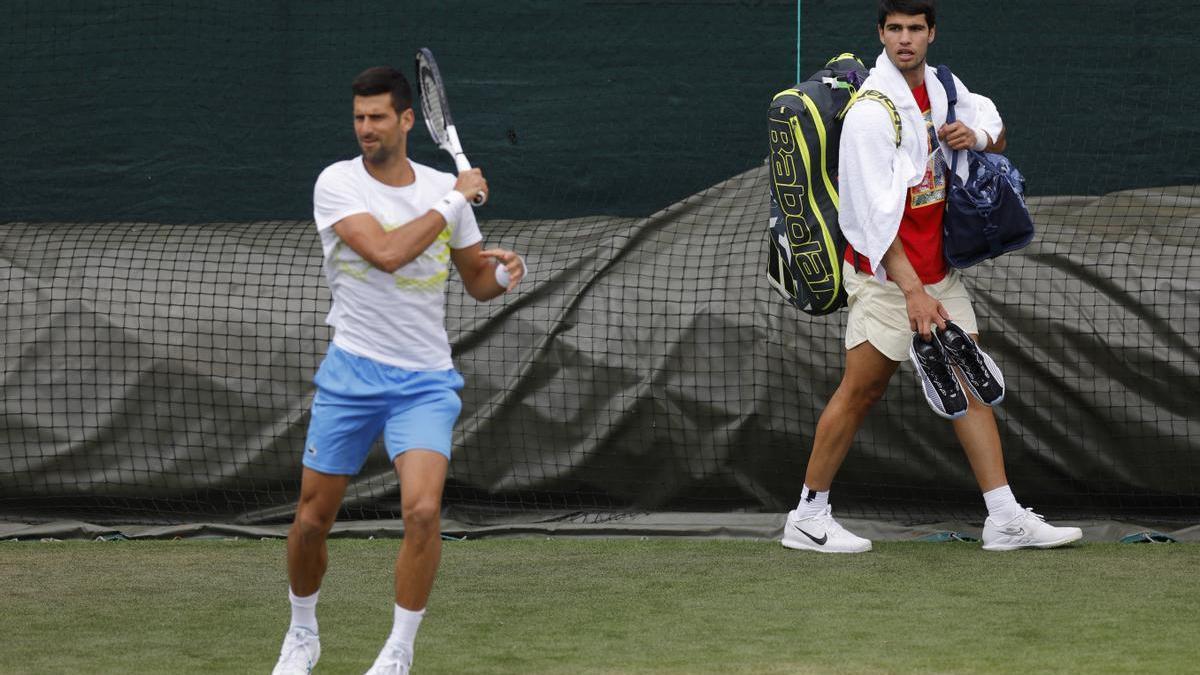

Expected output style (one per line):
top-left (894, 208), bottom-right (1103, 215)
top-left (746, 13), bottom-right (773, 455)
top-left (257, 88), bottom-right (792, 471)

top-left (312, 157), bottom-right (482, 371)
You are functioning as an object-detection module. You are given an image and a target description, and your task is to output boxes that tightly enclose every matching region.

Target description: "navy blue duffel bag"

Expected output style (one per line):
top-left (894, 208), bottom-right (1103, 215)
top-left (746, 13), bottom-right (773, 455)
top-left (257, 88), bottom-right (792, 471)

top-left (936, 65), bottom-right (1034, 269)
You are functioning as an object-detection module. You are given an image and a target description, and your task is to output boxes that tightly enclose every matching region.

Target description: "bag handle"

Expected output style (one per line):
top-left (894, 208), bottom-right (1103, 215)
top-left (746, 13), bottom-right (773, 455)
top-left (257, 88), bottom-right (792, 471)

top-left (939, 65), bottom-right (1006, 256)
top-left (934, 64), bottom-right (961, 177)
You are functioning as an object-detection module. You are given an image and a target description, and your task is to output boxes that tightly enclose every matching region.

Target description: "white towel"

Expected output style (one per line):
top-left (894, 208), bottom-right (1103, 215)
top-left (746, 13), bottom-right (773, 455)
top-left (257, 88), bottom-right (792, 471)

top-left (839, 50), bottom-right (1004, 280)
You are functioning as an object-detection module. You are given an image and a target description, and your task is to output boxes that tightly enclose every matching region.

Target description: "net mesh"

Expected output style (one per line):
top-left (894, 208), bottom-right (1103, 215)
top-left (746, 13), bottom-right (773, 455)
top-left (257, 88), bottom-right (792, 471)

top-left (4, 182), bottom-right (1198, 525)
top-left (2, 1), bottom-right (1199, 526)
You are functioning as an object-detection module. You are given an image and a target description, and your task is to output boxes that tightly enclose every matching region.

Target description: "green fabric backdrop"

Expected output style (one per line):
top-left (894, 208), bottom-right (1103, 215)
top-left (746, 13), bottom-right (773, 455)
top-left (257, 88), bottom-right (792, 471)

top-left (2, 1), bottom-right (1197, 222)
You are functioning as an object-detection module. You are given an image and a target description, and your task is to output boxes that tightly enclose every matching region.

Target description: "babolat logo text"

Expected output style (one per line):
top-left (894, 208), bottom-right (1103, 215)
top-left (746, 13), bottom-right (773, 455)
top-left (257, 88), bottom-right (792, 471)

top-left (769, 115), bottom-right (805, 215)
top-left (768, 110), bottom-right (837, 302)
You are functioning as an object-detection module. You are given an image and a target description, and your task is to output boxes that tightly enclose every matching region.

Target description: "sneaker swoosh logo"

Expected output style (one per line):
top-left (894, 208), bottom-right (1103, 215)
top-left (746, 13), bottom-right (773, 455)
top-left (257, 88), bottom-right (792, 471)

top-left (793, 524), bottom-right (828, 545)
top-left (1000, 527), bottom-right (1025, 536)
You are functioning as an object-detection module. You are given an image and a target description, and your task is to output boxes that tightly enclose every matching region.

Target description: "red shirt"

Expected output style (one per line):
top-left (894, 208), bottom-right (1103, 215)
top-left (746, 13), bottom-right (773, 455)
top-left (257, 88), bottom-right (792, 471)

top-left (846, 82), bottom-right (948, 284)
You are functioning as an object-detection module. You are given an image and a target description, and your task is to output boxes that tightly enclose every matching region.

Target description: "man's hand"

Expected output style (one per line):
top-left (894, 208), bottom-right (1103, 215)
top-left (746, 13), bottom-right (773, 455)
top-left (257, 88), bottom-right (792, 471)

top-left (481, 248), bottom-right (525, 291)
top-left (454, 169), bottom-right (488, 204)
top-left (937, 121), bottom-right (983, 151)
top-left (880, 234), bottom-right (947, 341)
top-left (905, 288), bottom-right (951, 342)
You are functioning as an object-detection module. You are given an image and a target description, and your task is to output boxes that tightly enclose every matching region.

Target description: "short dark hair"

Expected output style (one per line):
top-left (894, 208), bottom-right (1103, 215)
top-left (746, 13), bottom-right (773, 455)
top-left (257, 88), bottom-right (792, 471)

top-left (351, 66), bottom-right (413, 112)
top-left (878, 0), bottom-right (936, 28)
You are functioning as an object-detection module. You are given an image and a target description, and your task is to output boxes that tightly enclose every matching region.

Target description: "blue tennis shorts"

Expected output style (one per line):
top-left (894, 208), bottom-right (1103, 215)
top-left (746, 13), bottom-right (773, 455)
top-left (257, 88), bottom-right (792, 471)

top-left (302, 343), bottom-right (464, 475)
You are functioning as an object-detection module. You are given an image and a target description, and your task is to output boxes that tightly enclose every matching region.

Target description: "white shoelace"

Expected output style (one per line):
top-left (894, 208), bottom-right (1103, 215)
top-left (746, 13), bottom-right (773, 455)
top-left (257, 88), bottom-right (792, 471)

top-left (277, 629), bottom-right (317, 667)
top-left (369, 644), bottom-right (412, 674)
top-left (816, 507), bottom-right (846, 535)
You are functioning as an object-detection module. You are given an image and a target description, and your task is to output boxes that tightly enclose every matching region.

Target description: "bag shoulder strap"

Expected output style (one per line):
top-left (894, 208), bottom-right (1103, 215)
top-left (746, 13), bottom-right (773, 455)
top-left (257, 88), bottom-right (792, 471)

top-left (851, 90), bottom-right (902, 148)
top-left (935, 65), bottom-right (962, 175)
top-left (935, 65), bottom-right (957, 122)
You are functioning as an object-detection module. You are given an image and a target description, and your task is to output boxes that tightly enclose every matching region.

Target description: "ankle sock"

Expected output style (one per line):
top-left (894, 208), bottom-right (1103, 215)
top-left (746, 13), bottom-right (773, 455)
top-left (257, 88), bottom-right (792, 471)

top-left (796, 485), bottom-right (830, 518)
top-left (386, 604), bottom-right (425, 653)
top-left (983, 485), bottom-right (1025, 523)
top-left (289, 588), bottom-right (319, 633)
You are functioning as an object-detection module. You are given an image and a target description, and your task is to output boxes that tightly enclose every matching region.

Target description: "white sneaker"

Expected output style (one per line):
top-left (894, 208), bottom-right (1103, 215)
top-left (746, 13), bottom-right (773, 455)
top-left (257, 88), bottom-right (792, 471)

top-left (781, 507), bottom-right (872, 553)
top-left (272, 626), bottom-right (320, 675)
top-left (982, 509), bottom-right (1083, 551)
top-left (364, 642), bottom-right (412, 675)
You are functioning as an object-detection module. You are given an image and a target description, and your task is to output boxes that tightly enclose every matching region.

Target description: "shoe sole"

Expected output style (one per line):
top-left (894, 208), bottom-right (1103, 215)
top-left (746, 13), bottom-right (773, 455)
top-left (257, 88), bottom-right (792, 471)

top-left (781, 536), bottom-right (872, 554)
top-left (981, 529), bottom-right (1083, 551)
top-left (908, 342), bottom-right (968, 420)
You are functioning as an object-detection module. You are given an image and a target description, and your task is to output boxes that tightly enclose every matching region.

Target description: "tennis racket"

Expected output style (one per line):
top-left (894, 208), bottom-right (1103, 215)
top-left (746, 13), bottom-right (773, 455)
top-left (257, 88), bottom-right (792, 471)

top-left (415, 47), bottom-right (486, 206)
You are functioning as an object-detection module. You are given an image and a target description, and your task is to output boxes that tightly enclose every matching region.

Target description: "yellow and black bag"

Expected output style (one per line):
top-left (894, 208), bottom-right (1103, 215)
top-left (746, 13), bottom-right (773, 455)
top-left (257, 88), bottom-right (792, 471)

top-left (765, 54), bottom-right (897, 315)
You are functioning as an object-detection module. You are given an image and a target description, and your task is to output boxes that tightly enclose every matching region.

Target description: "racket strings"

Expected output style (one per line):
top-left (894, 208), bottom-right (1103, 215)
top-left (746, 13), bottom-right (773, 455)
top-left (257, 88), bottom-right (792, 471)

top-left (421, 86), bottom-right (448, 143)
top-left (418, 58), bottom-right (451, 147)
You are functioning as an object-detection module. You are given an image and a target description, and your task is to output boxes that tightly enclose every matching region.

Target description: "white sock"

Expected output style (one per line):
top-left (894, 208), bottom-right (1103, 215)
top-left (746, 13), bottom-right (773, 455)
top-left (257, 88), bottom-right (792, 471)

top-left (386, 604), bottom-right (425, 652)
top-left (289, 588), bottom-right (319, 633)
top-left (796, 485), bottom-right (829, 518)
top-left (983, 485), bottom-right (1025, 523)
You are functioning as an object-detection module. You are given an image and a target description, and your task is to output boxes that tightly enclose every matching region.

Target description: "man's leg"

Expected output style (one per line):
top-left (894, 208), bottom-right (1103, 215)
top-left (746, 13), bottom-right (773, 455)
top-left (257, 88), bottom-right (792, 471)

top-left (783, 342), bottom-right (898, 553)
top-left (949, 335), bottom-right (1012, 496)
top-left (952, 334), bottom-right (1082, 551)
top-left (273, 468), bottom-right (349, 675)
top-left (288, 468), bottom-right (351, 596)
top-left (393, 449), bottom-right (450, 610)
top-left (951, 393), bottom-right (1010, 490)
top-left (365, 449), bottom-right (449, 674)
top-left (804, 342), bottom-right (900, 490)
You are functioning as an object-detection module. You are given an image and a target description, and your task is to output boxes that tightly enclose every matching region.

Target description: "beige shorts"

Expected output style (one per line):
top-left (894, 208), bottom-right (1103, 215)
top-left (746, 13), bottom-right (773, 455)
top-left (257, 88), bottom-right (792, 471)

top-left (843, 261), bottom-right (978, 362)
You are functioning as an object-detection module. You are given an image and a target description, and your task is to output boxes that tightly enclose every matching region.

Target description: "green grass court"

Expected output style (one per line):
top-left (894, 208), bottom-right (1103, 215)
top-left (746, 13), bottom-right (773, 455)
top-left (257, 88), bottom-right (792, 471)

top-left (2, 538), bottom-right (1197, 674)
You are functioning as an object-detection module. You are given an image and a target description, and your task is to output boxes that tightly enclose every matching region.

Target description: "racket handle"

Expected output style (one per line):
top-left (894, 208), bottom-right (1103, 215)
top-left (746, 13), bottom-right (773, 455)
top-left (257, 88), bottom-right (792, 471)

top-left (448, 126), bottom-right (472, 170)
top-left (446, 127), bottom-right (484, 205)
top-left (451, 152), bottom-right (485, 206)
top-left (456, 160), bottom-right (486, 206)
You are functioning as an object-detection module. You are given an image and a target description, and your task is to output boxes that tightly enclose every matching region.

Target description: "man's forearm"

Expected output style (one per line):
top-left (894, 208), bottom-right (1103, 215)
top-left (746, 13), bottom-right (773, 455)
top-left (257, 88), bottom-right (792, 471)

top-left (380, 212), bottom-right (452, 270)
top-left (881, 237), bottom-right (923, 296)
top-left (463, 264), bottom-right (506, 301)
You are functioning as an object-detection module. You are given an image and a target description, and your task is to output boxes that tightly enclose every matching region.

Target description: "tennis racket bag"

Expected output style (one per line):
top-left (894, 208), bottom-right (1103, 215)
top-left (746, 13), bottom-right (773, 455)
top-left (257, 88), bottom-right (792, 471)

top-left (765, 53), bottom-right (869, 316)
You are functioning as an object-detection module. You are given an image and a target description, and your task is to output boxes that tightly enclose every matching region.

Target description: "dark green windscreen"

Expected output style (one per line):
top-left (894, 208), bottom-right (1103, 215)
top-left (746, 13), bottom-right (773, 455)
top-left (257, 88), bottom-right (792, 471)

top-left (2, 1), bottom-right (1197, 221)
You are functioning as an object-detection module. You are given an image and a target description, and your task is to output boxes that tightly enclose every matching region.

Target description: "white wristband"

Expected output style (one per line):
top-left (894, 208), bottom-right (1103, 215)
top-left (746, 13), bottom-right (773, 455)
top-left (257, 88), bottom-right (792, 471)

top-left (971, 128), bottom-right (989, 152)
top-left (431, 190), bottom-right (467, 224)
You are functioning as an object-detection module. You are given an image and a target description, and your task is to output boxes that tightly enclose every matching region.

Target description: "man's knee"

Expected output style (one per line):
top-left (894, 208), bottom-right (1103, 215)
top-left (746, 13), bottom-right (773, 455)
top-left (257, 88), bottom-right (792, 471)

top-left (838, 378), bottom-right (890, 412)
top-left (293, 500), bottom-right (338, 541)
top-left (402, 497), bottom-right (442, 535)
top-left (838, 343), bottom-right (898, 412)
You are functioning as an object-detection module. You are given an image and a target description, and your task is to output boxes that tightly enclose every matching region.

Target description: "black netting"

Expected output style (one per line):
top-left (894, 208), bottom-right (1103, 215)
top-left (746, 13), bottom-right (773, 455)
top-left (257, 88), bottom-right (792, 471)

top-left (3, 178), bottom-right (1198, 524)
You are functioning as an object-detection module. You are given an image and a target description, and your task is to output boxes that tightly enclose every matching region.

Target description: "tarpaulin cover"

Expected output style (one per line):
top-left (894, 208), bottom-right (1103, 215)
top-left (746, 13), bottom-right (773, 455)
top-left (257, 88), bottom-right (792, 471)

top-left (2, 168), bottom-right (1197, 524)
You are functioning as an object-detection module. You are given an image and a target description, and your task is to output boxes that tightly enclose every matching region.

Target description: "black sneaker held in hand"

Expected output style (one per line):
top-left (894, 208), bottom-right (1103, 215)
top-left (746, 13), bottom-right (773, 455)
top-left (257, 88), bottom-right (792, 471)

top-left (908, 331), bottom-right (969, 420)
top-left (937, 321), bottom-right (1005, 406)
